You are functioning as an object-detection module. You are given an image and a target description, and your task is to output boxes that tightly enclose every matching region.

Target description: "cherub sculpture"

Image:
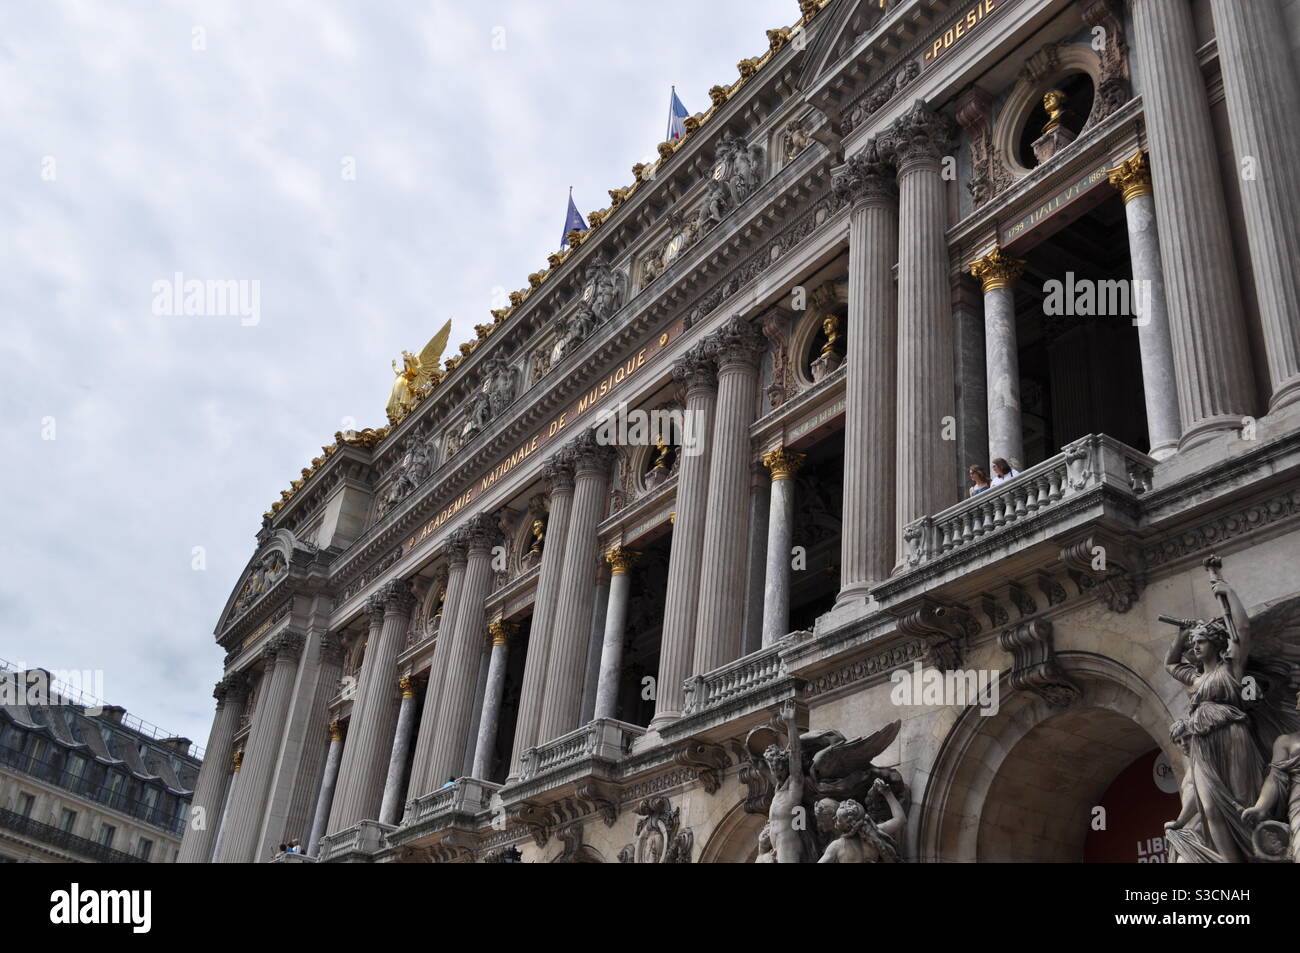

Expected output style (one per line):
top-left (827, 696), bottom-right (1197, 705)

top-left (817, 779), bottom-right (906, 863)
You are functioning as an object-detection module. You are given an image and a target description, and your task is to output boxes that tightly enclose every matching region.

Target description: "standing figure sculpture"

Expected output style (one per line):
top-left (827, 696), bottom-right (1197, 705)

top-left (762, 701), bottom-right (806, 863)
top-left (1163, 557), bottom-right (1266, 862)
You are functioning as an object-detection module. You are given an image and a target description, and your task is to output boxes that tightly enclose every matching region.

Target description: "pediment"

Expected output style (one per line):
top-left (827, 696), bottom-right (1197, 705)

top-left (215, 529), bottom-right (315, 635)
top-left (797, 0), bottom-right (898, 92)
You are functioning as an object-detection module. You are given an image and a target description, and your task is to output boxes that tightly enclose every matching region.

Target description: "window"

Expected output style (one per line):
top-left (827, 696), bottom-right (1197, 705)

top-left (97, 823), bottom-right (115, 848)
top-left (135, 838), bottom-right (153, 861)
top-left (58, 809), bottom-right (77, 833)
top-left (64, 753), bottom-right (87, 792)
top-left (17, 793), bottom-right (35, 818)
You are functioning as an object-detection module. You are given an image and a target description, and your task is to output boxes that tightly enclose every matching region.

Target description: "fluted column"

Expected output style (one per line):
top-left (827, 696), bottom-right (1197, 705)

top-left (378, 677), bottom-right (418, 825)
top-left (209, 750), bottom-right (241, 862)
top-left (407, 553), bottom-right (465, 804)
top-left (472, 620), bottom-right (517, 779)
top-left (1210, 0), bottom-right (1300, 410)
top-left (306, 721), bottom-right (343, 856)
top-left (177, 673), bottom-right (248, 863)
top-left (760, 449), bottom-right (805, 646)
top-left (327, 579), bottom-right (415, 833)
top-left (427, 514), bottom-right (501, 783)
top-left (538, 432), bottom-right (614, 742)
top-left (693, 316), bottom-right (764, 673)
top-left (652, 346), bottom-right (717, 729)
top-left (968, 247), bottom-right (1026, 470)
top-left (883, 103), bottom-right (959, 564)
top-left (833, 140), bottom-right (899, 601)
top-left (1129, 0), bottom-right (1256, 446)
top-left (215, 631), bottom-right (303, 862)
top-left (594, 548), bottom-right (639, 720)
top-left (1107, 151), bottom-right (1182, 459)
top-left (509, 457), bottom-right (574, 774)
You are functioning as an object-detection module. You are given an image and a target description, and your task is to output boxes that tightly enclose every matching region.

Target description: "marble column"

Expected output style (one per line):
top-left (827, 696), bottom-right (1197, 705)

top-left (883, 103), bottom-right (959, 563)
top-left (741, 463), bottom-right (770, 655)
top-left (215, 631), bottom-right (304, 863)
top-left (306, 721), bottom-right (343, 856)
top-left (326, 579), bottom-right (415, 833)
top-left (461, 642), bottom-right (492, 778)
top-left (1210, 0), bottom-right (1300, 411)
top-left (760, 448), bottom-right (806, 646)
top-left (427, 514), bottom-right (501, 784)
top-left (594, 548), bottom-right (639, 720)
top-left (968, 247), bottom-right (1026, 470)
top-left (651, 345), bottom-right (717, 729)
top-left (509, 456), bottom-right (574, 774)
top-left (378, 677), bottom-right (418, 825)
top-left (693, 317), bottom-right (765, 673)
top-left (538, 432), bottom-right (614, 742)
top-left (407, 552), bottom-right (466, 804)
top-left (1107, 151), bottom-right (1182, 459)
top-left (1129, 0), bottom-right (1256, 446)
top-left (177, 672), bottom-right (248, 863)
top-left (833, 139), bottom-right (899, 601)
top-left (472, 620), bottom-right (517, 779)
top-left (209, 750), bottom-right (240, 863)
top-left (580, 564), bottom-right (611, 724)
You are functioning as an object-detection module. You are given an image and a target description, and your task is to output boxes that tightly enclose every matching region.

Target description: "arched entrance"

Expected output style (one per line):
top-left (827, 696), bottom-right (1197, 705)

top-left (699, 800), bottom-right (766, 864)
top-left (918, 654), bottom-right (1180, 862)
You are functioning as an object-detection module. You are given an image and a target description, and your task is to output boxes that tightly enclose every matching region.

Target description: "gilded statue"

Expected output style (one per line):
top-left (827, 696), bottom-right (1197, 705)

top-left (820, 315), bottom-right (840, 358)
top-left (1042, 88), bottom-right (1067, 134)
top-left (387, 319), bottom-right (452, 424)
top-left (529, 518), bottom-right (545, 556)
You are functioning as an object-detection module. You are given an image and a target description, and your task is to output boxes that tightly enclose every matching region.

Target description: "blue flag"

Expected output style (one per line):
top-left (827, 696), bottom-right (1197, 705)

top-left (667, 87), bottom-right (689, 141)
top-left (561, 189), bottom-right (587, 248)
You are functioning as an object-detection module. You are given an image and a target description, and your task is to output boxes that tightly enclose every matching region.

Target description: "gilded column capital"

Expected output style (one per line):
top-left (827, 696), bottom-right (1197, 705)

top-left (704, 315), bottom-right (765, 370)
top-left (831, 138), bottom-right (897, 207)
top-left (968, 247), bottom-right (1026, 293)
top-left (1107, 150), bottom-right (1153, 204)
top-left (880, 100), bottom-right (957, 171)
top-left (671, 342), bottom-right (718, 393)
top-left (761, 447), bottom-right (807, 481)
top-left (398, 675), bottom-right (416, 699)
top-left (605, 547), bottom-right (641, 576)
top-left (231, 749), bottom-right (244, 773)
top-left (328, 720), bottom-right (344, 742)
top-left (487, 619), bottom-right (519, 646)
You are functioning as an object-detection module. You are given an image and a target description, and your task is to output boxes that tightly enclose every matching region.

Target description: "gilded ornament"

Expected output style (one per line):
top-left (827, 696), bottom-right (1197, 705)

top-left (708, 84), bottom-right (731, 107)
top-left (386, 319), bottom-right (453, 424)
top-left (968, 247), bottom-right (1026, 293)
top-left (762, 447), bottom-right (807, 481)
top-left (606, 547), bottom-right (641, 576)
top-left (1107, 150), bottom-right (1153, 204)
top-left (819, 315), bottom-right (840, 359)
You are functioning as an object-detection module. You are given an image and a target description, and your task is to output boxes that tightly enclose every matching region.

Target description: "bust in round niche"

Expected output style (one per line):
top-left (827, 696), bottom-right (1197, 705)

top-left (1018, 72), bottom-right (1094, 167)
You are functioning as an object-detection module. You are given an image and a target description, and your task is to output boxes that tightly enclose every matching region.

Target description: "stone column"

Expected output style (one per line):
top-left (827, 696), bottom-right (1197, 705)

top-left (580, 562), bottom-right (611, 724)
top-left (209, 750), bottom-right (241, 863)
top-left (741, 462), bottom-right (770, 655)
top-left (538, 432), bottom-right (614, 742)
top-left (427, 514), bottom-right (501, 784)
top-left (693, 316), bottom-right (765, 673)
top-left (378, 677), bottom-right (418, 825)
top-left (509, 457), bottom-right (574, 774)
top-left (594, 548), bottom-right (639, 720)
top-left (1210, 0), bottom-right (1300, 411)
top-left (1107, 151), bottom-right (1182, 459)
top-left (461, 642), bottom-right (492, 778)
top-left (214, 631), bottom-right (304, 863)
top-left (883, 103), bottom-right (959, 562)
top-left (760, 448), bottom-right (806, 646)
top-left (306, 721), bottom-right (343, 857)
top-left (472, 620), bottom-right (517, 779)
top-left (968, 247), bottom-right (1026, 470)
top-left (326, 579), bottom-right (415, 833)
top-left (407, 551), bottom-right (466, 803)
top-left (1129, 0), bottom-right (1256, 446)
top-left (651, 346), bottom-right (717, 729)
top-left (832, 139), bottom-right (899, 601)
top-left (177, 672), bottom-right (247, 863)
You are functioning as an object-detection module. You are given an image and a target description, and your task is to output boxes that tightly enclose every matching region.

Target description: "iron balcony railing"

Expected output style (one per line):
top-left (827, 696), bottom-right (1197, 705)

top-left (0, 808), bottom-right (146, 863)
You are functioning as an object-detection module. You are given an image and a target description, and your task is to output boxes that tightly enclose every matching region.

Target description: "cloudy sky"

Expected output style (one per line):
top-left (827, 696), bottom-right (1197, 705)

top-left (0, 0), bottom-right (798, 749)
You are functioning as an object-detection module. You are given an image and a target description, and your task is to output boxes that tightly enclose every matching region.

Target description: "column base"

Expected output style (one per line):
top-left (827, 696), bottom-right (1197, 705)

top-left (1148, 440), bottom-right (1178, 462)
top-left (1178, 412), bottom-right (1250, 452)
top-left (1267, 375), bottom-right (1300, 414)
top-left (647, 711), bottom-right (681, 732)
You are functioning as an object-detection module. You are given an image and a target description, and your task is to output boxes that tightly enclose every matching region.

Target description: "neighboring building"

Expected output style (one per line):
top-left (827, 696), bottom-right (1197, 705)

top-left (0, 668), bottom-right (201, 863)
top-left (182, 0), bottom-right (1300, 864)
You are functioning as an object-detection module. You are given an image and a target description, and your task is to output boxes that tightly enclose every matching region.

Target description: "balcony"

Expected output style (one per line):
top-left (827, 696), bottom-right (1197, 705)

top-left (317, 819), bottom-right (395, 863)
top-left (0, 808), bottom-right (146, 863)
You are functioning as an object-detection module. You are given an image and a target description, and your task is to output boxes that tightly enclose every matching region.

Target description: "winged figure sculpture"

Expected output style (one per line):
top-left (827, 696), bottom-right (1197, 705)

top-left (387, 319), bottom-right (453, 424)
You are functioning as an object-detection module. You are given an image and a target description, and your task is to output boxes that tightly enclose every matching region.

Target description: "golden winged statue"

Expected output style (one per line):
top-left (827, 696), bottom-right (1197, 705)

top-left (387, 319), bottom-right (453, 424)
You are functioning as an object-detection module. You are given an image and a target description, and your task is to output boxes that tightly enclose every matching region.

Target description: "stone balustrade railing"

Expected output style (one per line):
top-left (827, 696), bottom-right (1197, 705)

top-left (681, 643), bottom-right (785, 715)
top-left (902, 434), bottom-right (1155, 569)
top-left (518, 718), bottom-right (642, 782)
top-left (404, 777), bottom-right (500, 828)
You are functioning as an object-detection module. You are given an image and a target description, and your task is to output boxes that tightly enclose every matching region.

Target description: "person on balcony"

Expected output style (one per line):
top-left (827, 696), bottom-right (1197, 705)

top-left (990, 458), bottom-right (1020, 486)
top-left (967, 465), bottom-right (991, 497)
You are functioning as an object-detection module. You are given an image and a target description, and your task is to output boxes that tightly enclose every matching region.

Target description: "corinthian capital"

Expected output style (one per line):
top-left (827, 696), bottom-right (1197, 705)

top-left (881, 100), bottom-right (957, 170)
top-left (831, 138), bottom-right (897, 206)
top-left (567, 428), bottom-right (617, 475)
top-left (968, 247), bottom-right (1026, 293)
top-left (704, 315), bottom-right (765, 370)
top-left (542, 454), bottom-right (575, 495)
top-left (264, 629), bottom-right (305, 662)
top-left (381, 577), bottom-right (417, 617)
top-left (671, 342), bottom-right (717, 393)
top-left (460, 511), bottom-right (504, 553)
